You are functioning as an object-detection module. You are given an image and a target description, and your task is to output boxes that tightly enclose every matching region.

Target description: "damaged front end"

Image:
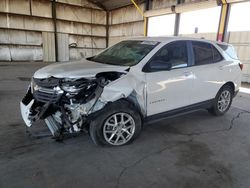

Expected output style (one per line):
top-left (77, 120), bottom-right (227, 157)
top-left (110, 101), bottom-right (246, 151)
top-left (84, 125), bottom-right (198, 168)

top-left (20, 73), bottom-right (121, 139)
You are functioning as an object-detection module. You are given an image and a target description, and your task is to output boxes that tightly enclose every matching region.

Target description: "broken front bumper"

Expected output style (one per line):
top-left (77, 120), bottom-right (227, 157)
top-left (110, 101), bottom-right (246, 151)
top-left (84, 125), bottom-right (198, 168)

top-left (20, 86), bottom-right (34, 127)
top-left (20, 99), bottom-right (34, 127)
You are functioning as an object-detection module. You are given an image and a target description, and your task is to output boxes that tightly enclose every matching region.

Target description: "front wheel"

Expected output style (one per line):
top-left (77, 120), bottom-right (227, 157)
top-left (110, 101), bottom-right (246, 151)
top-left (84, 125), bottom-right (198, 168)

top-left (208, 85), bottom-right (233, 116)
top-left (89, 100), bottom-right (142, 146)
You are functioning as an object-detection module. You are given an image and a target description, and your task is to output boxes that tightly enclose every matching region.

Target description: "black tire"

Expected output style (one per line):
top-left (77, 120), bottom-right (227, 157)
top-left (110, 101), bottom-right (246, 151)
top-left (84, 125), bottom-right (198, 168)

top-left (208, 85), bottom-right (234, 116)
top-left (89, 100), bottom-right (142, 146)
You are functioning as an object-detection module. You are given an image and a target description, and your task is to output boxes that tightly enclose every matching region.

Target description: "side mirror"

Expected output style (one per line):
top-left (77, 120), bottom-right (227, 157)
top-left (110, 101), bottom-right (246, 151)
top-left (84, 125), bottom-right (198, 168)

top-left (149, 60), bottom-right (172, 71)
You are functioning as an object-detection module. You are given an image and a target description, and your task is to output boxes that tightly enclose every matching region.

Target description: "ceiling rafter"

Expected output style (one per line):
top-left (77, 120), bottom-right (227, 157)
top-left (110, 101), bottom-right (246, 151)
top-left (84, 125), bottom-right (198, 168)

top-left (88, 0), bottom-right (145, 11)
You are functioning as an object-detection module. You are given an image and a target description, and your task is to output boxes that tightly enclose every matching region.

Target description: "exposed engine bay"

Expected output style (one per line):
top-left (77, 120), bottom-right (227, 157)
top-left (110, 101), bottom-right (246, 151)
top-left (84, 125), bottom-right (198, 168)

top-left (20, 70), bottom-right (146, 140)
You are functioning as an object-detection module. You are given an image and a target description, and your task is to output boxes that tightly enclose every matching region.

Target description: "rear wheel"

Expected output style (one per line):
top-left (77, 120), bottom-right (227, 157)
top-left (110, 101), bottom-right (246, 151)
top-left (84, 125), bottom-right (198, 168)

top-left (89, 100), bottom-right (142, 146)
top-left (208, 85), bottom-right (233, 116)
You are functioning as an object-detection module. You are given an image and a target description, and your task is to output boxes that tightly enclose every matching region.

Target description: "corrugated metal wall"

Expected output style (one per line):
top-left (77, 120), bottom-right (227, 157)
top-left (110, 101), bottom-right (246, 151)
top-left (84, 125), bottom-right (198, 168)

top-left (107, 0), bottom-right (250, 83)
top-left (42, 32), bottom-right (55, 62)
top-left (228, 31), bottom-right (250, 82)
top-left (108, 3), bottom-right (145, 46)
top-left (107, 0), bottom-right (216, 46)
top-left (0, 0), bottom-right (106, 62)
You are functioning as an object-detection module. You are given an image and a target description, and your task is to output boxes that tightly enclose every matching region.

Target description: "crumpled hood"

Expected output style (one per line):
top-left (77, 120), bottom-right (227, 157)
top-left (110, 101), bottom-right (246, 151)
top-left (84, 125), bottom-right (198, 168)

top-left (33, 59), bottom-right (129, 79)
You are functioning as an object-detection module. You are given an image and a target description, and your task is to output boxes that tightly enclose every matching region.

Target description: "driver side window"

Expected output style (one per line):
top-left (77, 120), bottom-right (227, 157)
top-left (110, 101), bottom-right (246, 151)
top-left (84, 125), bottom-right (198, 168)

top-left (150, 41), bottom-right (188, 70)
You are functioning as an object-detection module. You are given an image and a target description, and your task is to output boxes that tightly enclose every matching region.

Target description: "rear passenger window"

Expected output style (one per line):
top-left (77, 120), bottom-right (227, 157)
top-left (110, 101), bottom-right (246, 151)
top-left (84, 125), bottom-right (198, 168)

top-left (193, 42), bottom-right (213, 65)
top-left (192, 41), bottom-right (223, 65)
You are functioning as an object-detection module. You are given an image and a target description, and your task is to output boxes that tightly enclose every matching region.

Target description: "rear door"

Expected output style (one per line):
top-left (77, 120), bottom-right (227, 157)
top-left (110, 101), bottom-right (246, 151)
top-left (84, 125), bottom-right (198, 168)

top-left (189, 41), bottom-right (226, 104)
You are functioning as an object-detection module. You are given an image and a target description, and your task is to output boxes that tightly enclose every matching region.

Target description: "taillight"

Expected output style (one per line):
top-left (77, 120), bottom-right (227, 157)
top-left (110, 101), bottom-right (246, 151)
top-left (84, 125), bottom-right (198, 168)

top-left (239, 63), bottom-right (243, 71)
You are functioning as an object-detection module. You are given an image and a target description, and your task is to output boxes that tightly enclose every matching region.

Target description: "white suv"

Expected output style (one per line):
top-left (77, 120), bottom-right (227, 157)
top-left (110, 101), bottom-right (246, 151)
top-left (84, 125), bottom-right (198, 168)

top-left (20, 37), bottom-right (242, 146)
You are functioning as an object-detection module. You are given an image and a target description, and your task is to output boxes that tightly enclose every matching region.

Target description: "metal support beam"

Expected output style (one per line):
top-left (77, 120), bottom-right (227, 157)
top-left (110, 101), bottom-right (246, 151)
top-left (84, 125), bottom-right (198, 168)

top-left (174, 13), bottom-right (180, 36)
top-left (130, 0), bottom-right (147, 36)
top-left (174, 0), bottom-right (183, 36)
top-left (144, 18), bottom-right (148, 36)
top-left (143, 0), bottom-right (151, 36)
top-left (217, 0), bottom-right (230, 42)
top-left (52, 0), bottom-right (58, 62)
top-left (106, 11), bottom-right (109, 47)
top-left (29, 0), bottom-right (32, 16)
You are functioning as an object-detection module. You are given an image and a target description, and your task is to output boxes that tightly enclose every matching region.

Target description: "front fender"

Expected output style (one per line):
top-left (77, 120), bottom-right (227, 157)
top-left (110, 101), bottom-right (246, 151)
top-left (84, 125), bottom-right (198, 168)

top-left (95, 73), bottom-right (147, 117)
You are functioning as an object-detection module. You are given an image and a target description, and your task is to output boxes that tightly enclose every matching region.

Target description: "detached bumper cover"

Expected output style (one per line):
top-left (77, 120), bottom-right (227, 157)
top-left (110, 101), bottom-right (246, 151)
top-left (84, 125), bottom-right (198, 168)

top-left (20, 99), bottom-right (34, 127)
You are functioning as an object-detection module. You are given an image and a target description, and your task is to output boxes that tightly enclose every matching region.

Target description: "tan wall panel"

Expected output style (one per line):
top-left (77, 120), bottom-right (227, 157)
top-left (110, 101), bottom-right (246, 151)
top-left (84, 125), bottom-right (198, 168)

top-left (57, 0), bottom-right (101, 9)
top-left (175, 0), bottom-right (217, 13)
top-left (57, 20), bottom-right (91, 35)
top-left (32, 0), bottom-right (52, 18)
top-left (69, 48), bottom-right (93, 59)
top-left (241, 63), bottom-right (250, 82)
top-left (57, 20), bottom-right (106, 36)
top-left (69, 35), bottom-right (106, 48)
top-left (109, 4), bottom-right (144, 25)
top-left (0, 0), bottom-right (105, 62)
top-left (69, 35), bottom-right (92, 48)
top-left (91, 25), bottom-right (106, 36)
top-left (227, 31), bottom-right (250, 82)
top-left (227, 0), bottom-right (246, 3)
top-left (0, 46), bottom-right (43, 61)
top-left (4, 14), bottom-right (54, 32)
top-left (57, 33), bottom-right (69, 61)
top-left (0, 14), bottom-right (8, 27)
top-left (56, 3), bottom-right (92, 23)
top-left (42, 32), bottom-right (55, 62)
top-left (0, 46), bottom-right (11, 61)
top-left (0, 0), bottom-right (30, 15)
top-left (92, 49), bottom-right (103, 55)
top-left (108, 36), bottom-right (141, 46)
top-left (228, 31), bottom-right (250, 44)
top-left (91, 10), bottom-right (106, 25)
top-left (109, 22), bottom-right (144, 37)
top-left (92, 37), bottom-right (106, 48)
top-left (233, 46), bottom-right (250, 62)
top-left (228, 32), bottom-right (250, 62)
top-left (0, 29), bottom-right (42, 45)
top-left (10, 46), bottom-right (43, 61)
top-left (69, 48), bottom-right (102, 60)
top-left (0, 0), bottom-right (8, 13)
top-left (242, 64), bottom-right (250, 83)
top-left (179, 33), bottom-right (217, 41)
top-left (144, 7), bottom-right (172, 17)
top-left (152, 0), bottom-right (177, 9)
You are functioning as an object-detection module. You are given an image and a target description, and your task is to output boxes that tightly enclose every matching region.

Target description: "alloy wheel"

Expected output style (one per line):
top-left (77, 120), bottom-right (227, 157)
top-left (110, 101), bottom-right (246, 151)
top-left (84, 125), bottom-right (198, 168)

top-left (217, 90), bottom-right (231, 112)
top-left (103, 112), bottom-right (135, 146)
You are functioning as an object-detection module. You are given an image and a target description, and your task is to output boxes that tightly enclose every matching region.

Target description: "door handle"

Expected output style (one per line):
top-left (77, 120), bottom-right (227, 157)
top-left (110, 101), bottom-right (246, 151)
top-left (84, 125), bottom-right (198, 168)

top-left (219, 65), bottom-right (224, 70)
top-left (183, 71), bottom-right (193, 77)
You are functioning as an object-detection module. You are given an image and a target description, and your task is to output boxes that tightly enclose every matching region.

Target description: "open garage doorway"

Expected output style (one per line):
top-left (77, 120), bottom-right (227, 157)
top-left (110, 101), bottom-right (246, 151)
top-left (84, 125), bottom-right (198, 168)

top-left (147, 14), bottom-right (176, 36)
top-left (227, 1), bottom-right (250, 83)
top-left (179, 7), bottom-right (221, 40)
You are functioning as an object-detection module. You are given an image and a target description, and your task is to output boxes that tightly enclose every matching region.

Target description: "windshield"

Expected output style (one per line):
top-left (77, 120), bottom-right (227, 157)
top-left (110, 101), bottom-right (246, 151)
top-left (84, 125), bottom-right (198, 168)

top-left (90, 40), bottom-right (159, 66)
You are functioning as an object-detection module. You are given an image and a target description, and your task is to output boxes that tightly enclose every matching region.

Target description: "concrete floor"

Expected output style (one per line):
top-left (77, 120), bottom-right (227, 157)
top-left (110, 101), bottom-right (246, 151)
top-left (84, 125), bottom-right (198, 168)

top-left (1, 62), bottom-right (250, 188)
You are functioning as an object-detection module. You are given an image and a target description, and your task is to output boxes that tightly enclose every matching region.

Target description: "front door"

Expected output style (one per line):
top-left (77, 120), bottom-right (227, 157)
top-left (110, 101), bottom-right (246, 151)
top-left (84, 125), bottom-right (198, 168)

top-left (145, 41), bottom-right (195, 116)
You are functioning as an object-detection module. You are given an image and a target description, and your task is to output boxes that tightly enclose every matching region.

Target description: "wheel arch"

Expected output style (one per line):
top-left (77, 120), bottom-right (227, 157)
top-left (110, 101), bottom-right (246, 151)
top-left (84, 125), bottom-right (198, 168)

top-left (222, 81), bottom-right (235, 92)
top-left (122, 98), bottom-right (144, 120)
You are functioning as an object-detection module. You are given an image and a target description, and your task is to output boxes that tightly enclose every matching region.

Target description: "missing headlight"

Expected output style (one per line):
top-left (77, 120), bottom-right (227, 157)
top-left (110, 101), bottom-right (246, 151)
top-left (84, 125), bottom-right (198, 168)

top-left (61, 78), bottom-right (99, 103)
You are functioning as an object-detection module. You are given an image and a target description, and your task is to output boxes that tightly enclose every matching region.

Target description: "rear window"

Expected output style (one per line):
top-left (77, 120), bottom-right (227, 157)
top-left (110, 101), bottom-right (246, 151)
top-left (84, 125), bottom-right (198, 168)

top-left (217, 43), bottom-right (238, 59)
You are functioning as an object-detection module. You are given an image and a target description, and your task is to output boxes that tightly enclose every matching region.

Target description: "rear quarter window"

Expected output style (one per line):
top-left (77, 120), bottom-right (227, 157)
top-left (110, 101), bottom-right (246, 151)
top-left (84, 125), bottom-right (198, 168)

top-left (217, 44), bottom-right (238, 59)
